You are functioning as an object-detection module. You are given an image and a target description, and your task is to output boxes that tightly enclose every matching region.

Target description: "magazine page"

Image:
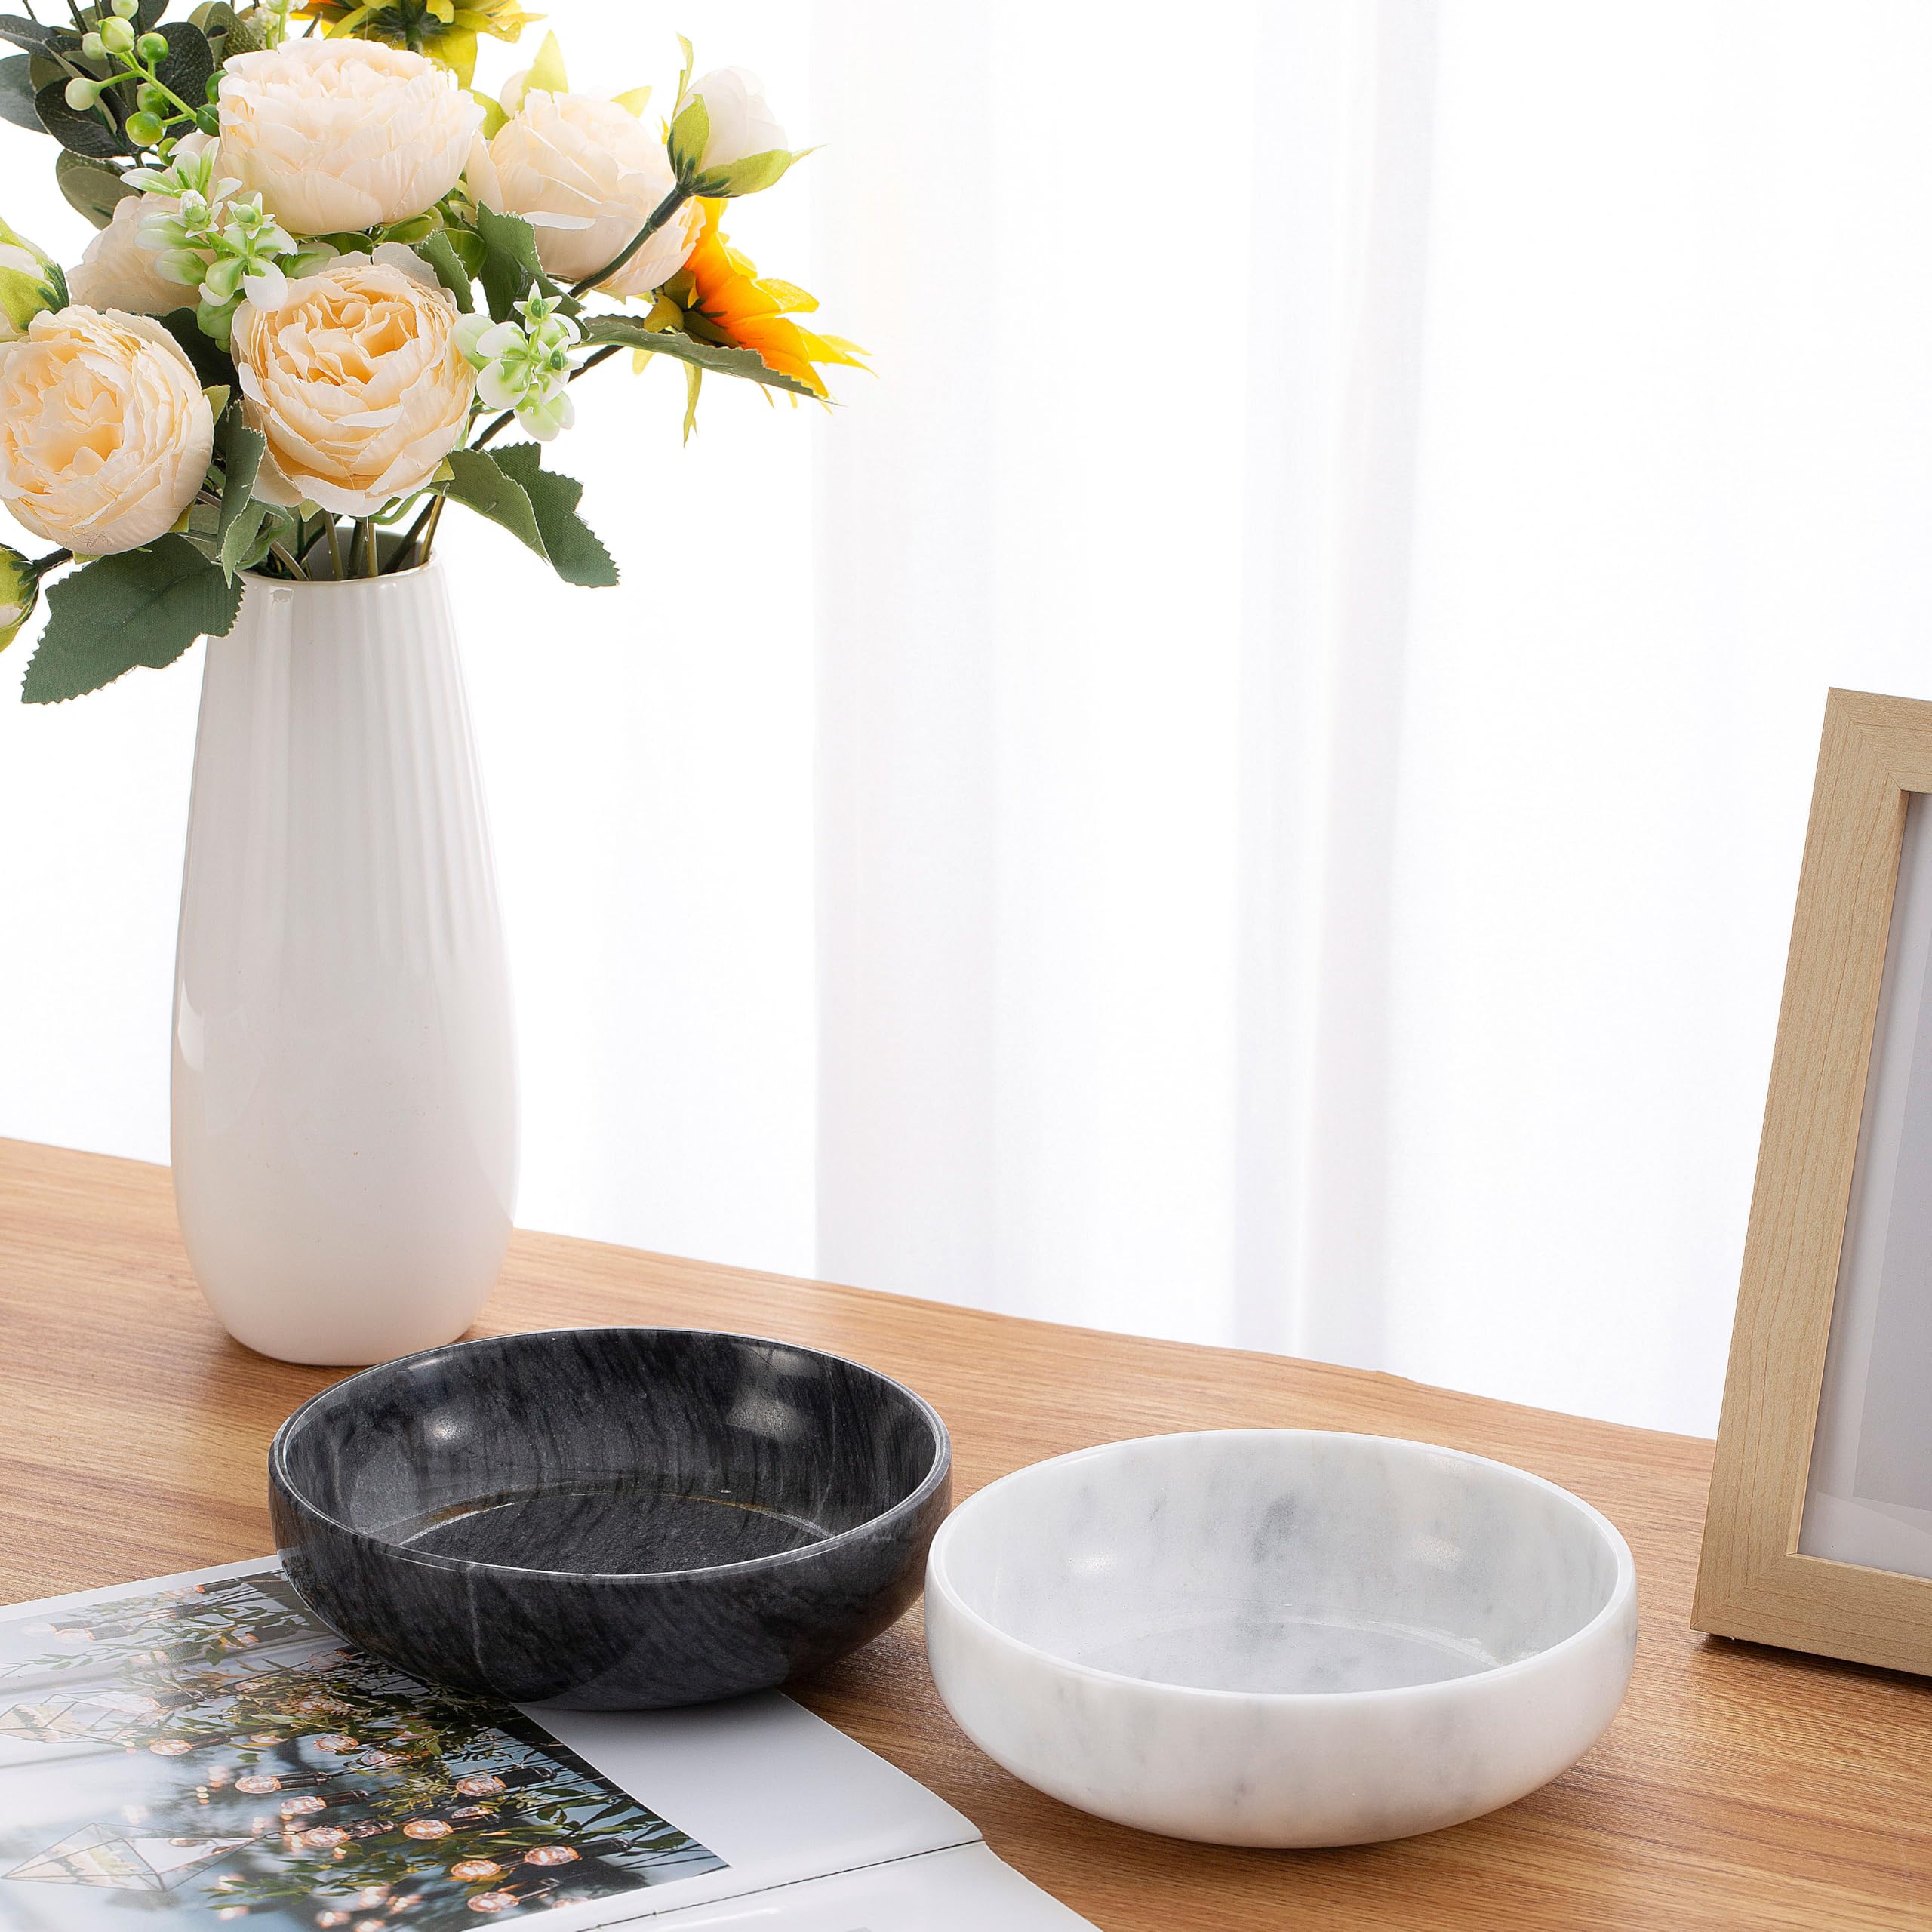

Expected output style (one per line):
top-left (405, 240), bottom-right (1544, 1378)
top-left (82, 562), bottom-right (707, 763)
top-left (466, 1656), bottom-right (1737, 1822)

top-left (0, 1558), bottom-right (983, 1931)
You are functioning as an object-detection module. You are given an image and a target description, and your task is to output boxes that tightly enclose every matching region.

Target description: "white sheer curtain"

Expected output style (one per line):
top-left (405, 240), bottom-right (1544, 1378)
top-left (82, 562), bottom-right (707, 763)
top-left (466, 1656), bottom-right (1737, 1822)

top-left (808, 0), bottom-right (1932, 1435)
top-left (7, 3), bottom-right (1932, 1435)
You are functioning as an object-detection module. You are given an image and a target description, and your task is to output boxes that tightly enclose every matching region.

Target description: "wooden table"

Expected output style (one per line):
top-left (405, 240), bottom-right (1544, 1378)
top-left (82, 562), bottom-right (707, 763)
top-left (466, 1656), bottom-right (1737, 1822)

top-left (2, 1138), bottom-right (1928, 1929)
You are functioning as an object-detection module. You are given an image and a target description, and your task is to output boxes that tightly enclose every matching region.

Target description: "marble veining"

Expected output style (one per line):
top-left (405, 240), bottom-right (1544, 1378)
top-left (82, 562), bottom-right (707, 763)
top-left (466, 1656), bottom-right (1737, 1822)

top-left (925, 1429), bottom-right (1637, 1847)
top-left (270, 1327), bottom-right (952, 1709)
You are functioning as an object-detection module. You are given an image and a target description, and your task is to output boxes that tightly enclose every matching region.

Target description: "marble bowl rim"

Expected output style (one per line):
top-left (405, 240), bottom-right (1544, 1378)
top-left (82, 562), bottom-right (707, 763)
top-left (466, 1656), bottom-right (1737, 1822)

top-left (928, 1427), bottom-right (1636, 1707)
top-left (269, 1323), bottom-right (953, 1585)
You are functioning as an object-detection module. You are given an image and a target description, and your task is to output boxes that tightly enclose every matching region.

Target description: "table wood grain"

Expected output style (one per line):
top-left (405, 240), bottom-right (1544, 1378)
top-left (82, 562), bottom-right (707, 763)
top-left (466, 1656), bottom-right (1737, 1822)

top-left (2, 1137), bottom-right (1927, 1929)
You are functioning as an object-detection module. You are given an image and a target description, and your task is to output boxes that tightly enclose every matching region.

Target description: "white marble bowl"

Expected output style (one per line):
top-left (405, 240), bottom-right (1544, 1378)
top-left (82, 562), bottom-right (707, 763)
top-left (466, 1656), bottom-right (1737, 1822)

top-left (924, 1430), bottom-right (1637, 1847)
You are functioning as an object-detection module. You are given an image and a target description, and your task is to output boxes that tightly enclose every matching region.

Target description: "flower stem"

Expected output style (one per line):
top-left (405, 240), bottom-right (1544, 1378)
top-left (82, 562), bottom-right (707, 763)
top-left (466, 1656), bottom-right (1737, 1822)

top-left (267, 540), bottom-right (306, 580)
top-left (392, 493), bottom-right (437, 568)
top-left (359, 517), bottom-right (378, 578)
top-left (569, 183), bottom-right (691, 297)
top-left (572, 343), bottom-right (623, 380)
top-left (415, 492), bottom-right (448, 567)
top-left (324, 517), bottom-right (344, 580)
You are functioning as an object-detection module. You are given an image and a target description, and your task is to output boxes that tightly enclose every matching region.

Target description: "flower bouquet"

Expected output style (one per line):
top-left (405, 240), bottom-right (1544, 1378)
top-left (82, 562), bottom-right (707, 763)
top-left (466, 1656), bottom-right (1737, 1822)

top-left (0, 0), bottom-right (857, 1364)
top-left (0, 0), bottom-right (859, 700)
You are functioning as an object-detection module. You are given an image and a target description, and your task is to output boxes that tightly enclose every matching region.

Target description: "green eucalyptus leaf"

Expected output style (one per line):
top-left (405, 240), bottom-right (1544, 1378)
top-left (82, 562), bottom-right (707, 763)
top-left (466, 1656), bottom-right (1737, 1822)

top-left (577, 314), bottom-right (817, 398)
top-left (21, 536), bottom-right (243, 704)
top-left (35, 78), bottom-right (125, 158)
top-left (0, 51), bottom-right (42, 132)
top-left (412, 229), bottom-right (474, 312)
top-left (442, 447), bottom-right (546, 559)
top-left (57, 149), bottom-right (134, 227)
top-left (153, 21), bottom-right (212, 111)
top-left (189, 2), bottom-right (250, 58)
top-left (0, 17), bottom-right (51, 54)
top-left (489, 443), bottom-right (617, 589)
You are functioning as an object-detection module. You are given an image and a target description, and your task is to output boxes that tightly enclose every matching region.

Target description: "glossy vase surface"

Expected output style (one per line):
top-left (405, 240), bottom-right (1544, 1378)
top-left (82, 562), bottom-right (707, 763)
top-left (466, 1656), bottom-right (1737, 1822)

top-left (171, 562), bottom-right (518, 1366)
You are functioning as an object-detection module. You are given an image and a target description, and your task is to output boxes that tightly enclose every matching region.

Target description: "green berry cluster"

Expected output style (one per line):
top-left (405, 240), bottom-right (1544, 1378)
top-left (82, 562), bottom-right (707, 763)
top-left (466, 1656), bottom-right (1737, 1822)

top-left (62, 0), bottom-right (221, 152)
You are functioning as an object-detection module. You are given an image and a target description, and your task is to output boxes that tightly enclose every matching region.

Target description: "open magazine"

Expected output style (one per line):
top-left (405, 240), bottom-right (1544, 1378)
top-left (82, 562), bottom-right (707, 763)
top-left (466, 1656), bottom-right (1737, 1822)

top-left (0, 1559), bottom-right (1094, 1931)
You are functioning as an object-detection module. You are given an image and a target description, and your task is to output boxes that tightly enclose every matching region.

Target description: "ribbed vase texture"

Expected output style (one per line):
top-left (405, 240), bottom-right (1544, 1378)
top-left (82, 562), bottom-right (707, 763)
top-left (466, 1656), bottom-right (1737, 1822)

top-left (171, 563), bottom-right (518, 1365)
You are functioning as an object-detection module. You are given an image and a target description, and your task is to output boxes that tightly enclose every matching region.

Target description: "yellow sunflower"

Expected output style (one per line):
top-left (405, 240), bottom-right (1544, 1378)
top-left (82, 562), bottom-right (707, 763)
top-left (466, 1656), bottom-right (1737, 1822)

top-left (291, 1), bottom-right (540, 85)
top-left (644, 198), bottom-right (866, 417)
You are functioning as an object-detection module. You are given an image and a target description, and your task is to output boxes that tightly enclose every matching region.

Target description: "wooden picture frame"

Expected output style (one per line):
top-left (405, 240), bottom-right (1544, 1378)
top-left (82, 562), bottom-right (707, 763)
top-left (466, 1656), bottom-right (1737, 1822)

top-left (1694, 688), bottom-right (1932, 1673)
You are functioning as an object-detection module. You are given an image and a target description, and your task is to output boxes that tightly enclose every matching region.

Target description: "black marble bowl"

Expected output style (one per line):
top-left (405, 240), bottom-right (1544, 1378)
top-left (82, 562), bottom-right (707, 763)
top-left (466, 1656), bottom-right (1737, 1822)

top-left (269, 1327), bottom-right (951, 1709)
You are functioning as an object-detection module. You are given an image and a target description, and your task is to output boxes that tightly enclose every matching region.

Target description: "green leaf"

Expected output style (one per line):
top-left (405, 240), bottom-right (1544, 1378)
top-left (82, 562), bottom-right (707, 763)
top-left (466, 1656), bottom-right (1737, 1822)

top-left (190, 3), bottom-right (257, 60)
top-left (217, 499), bottom-right (269, 580)
top-left (442, 447), bottom-right (546, 560)
top-left (35, 79), bottom-right (125, 158)
top-left (412, 229), bottom-right (474, 313)
top-left (441, 223), bottom-right (486, 278)
top-left (22, 537), bottom-right (243, 704)
top-left (490, 444), bottom-right (617, 588)
top-left (524, 29), bottom-right (568, 94)
top-left (377, 212), bottom-right (441, 246)
top-left (181, 494), bottom-right (222, 561)
top-left (666, 92), bottom-right (707, 180)
top-left (158, 307), bottom-right (235, 389)
top-left (56, 148), bottom-right (134, 227)
top-left (577, 314), bottom-right (817, 398)
top-left (698, 148), bottom-right (796, 198)
top-left (473, 204), bottom-right (549, 322)
top-left (0, 51), bottom-right (41, 132)
top-left (679, 361), bottom-right (702, 442)
top-left (0, 17), bottom-right (51, 54)
top-left (214, 402), bottom-right (266, 583)
top-left (153, 23), bottom-right (213, 113)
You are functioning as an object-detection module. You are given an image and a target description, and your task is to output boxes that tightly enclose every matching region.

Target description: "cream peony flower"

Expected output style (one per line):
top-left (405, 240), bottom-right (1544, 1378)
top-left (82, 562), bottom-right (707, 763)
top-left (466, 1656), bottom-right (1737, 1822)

top-left (218, 39), bottom-right (481, 238)
top-left (69, 195), bottom-right (186, 317)
top-left (466, 91), bottom-right (700, 297)
top-left (677, 67), bottom-right (787, 174)
top-left (231, 245), bottom-right (475, 517)
top-left (0, 306), bottom-right (214, 555)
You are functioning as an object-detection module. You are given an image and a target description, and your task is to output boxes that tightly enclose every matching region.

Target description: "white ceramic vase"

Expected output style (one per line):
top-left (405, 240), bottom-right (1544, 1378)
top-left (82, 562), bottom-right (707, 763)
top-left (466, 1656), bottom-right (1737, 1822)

top-left (171, 562), bottom-right (518, 1366)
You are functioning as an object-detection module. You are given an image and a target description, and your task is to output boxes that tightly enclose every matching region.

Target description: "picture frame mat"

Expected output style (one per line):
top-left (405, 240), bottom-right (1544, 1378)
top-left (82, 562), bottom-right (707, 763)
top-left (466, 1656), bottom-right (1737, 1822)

top-left (1797, 790), bottom-right (1932, 1580)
